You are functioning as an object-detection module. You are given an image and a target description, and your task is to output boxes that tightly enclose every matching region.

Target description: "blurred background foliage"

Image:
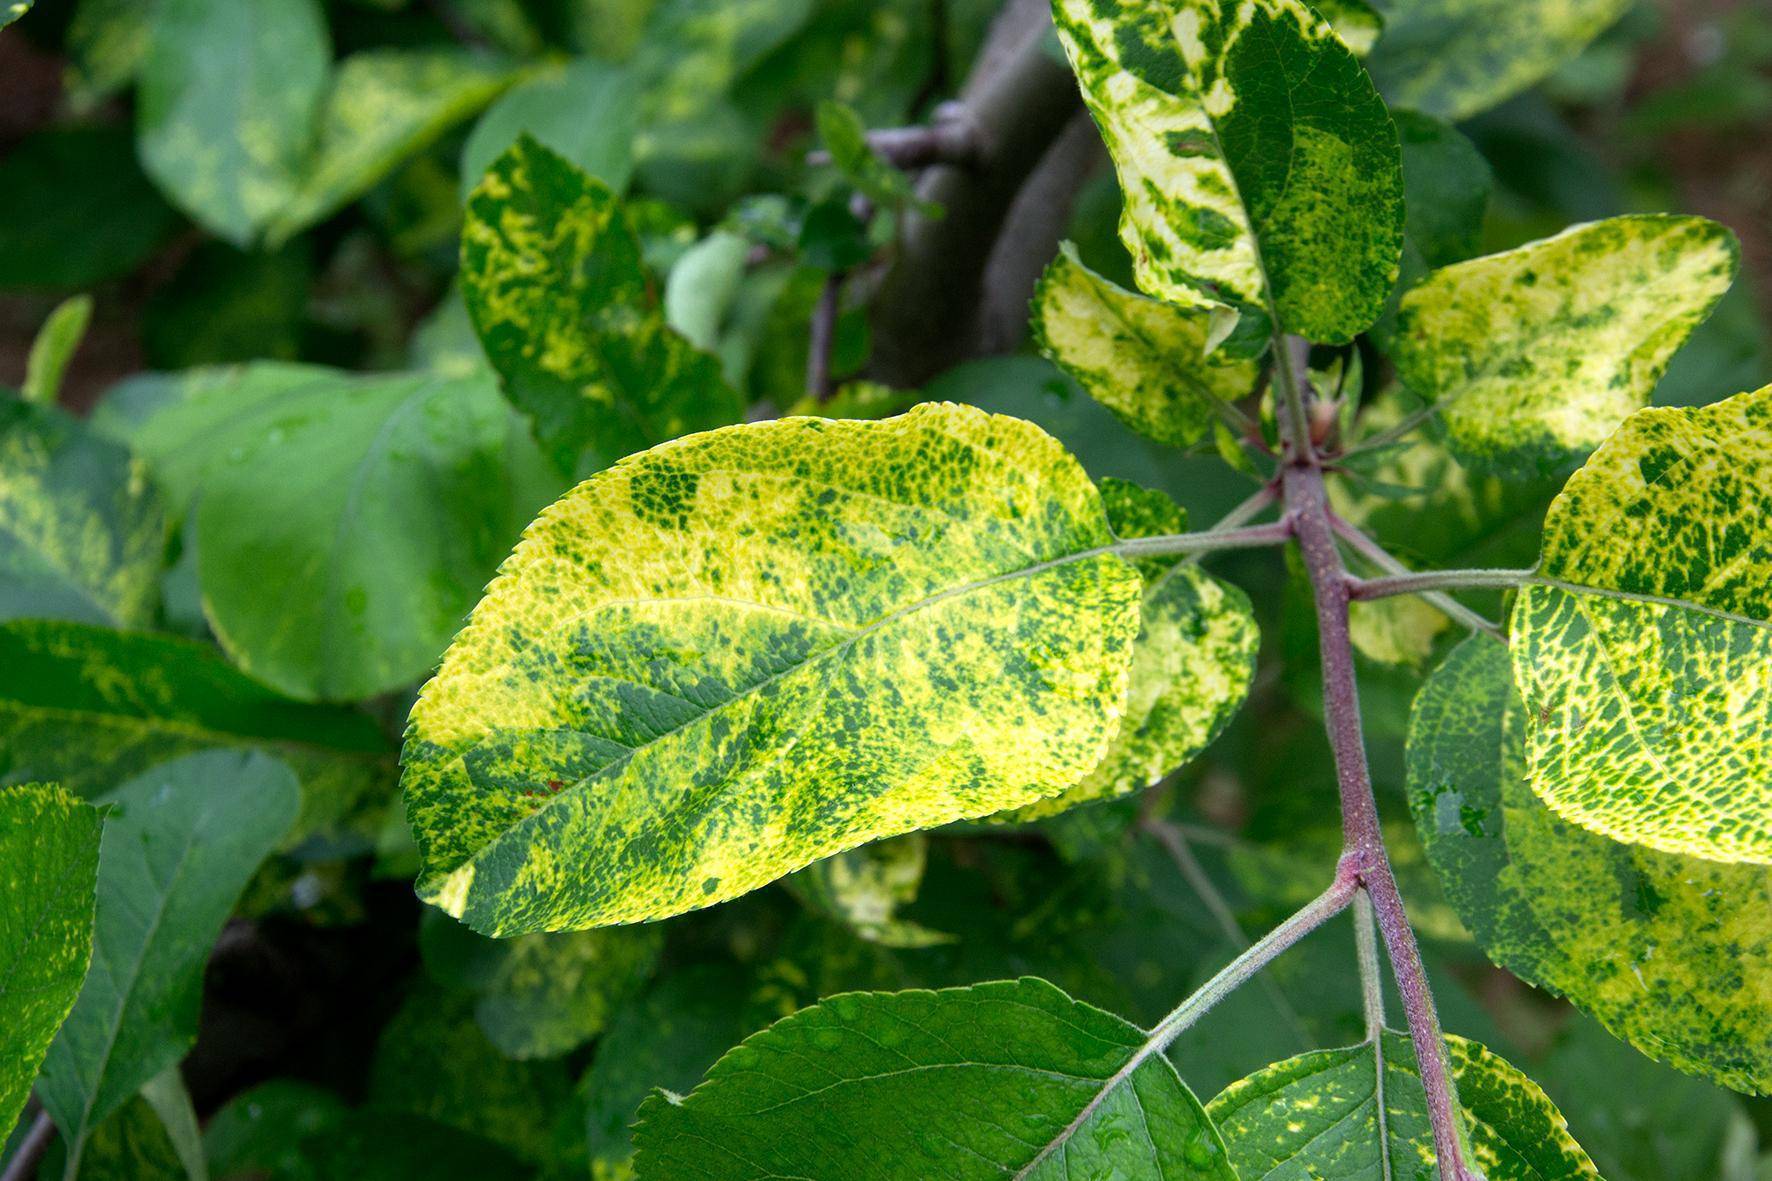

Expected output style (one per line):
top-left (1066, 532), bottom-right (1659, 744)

top-left (1, 0), bottom-right (1770, 1178)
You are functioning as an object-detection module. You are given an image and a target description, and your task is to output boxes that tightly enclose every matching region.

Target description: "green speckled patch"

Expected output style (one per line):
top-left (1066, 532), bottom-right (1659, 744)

top-left (1510, 386), bottom-right (1772, 864)
top-left (1369, 0), bottom-right (1631, 120)
top-left (401, 403), bottom-right (1144, 934)
top-left (1032, 242), bottom-right (1259, 448)
top-left (0, 399), bottom-right (163, 629)
top-left (1052, 0), bottom-right (1403, 343)
top-left (1395, 215), bottom-right (1738, 473)
top-left (631, 977), bottom-right (1236, 1180)
top-left (785, 835), bottom-right (951, 949)
top-left (461, 135), bottom-right (747, 476)
top-left (1011, 479), bottom-right (1257, 821)
top-left (265, 50), bottom-right (516, 246)
top-left (1210, 1031), bottom-right (1600, 1179)
top-left (1409, 637), bottom-right (1772, 1095)
top-left (0, 783), bottom-right (100, 1135)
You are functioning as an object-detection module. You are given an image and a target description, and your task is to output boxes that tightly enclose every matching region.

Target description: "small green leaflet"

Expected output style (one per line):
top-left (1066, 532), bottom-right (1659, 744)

top-left (1394, 215), bottom-right (1737, 472)
top-left (632, 977), bottom-right (1236, 1180)
top-left (0, 398), bottom-right (164, 629)
top-left (1210, 1031), bottom-right (1602, 1179)
top-left (1011, 480), bottom-right (1257, 821)
top-left (1513, 386), bottom-right (1772, 865)
top-left (814, 101), bottom-right (929, 213)
top-left (402, 403), bottom-right (1143, 934)
top-left (1032, 243), bottom-right (1259, 449)
top-left (1409, 637), bottom-right (1772, 1096)
top-left (461, 136), bottom-right (748, 476)
top-left (784, 834), bottom-right (953, 949)
top-left (1052, 0), bottom-right (1404, 344)
top-left (0, 619), bottom-right (391, 846)
top-left (1367, 0), bottom-right (1632, 120)
top-left (419, 913), bottom-right (665, 1059)
top-left (37, 750), bottom-right (300, 1176)
top-left (0, 784), bottom-right (101, 1136)
top-left (23, 295), bottom-right (94, 407)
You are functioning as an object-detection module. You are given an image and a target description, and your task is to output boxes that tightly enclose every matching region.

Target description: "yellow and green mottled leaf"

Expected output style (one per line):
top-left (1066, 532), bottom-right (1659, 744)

top-left (1011, 479), bottom-right (1257, 821)
top-left (785, 835), bottom-right (952, 949)
top-left (1410, 637), bottom-right (1772, 1095)
top-left (1395, 215), bottom-right (1738, 472)
top-left (0, 399), bottom-right (163, 629)
top-left (136, 0), bottom-right (331, 247)
top-left (461, 135), bottom-right (747, 476)
top-left (1349, 593), bottom-right (1450, 668)
top-left (401, 403), bottom-right (1144, 934)
top-left (265, 50), bottom-right (518, 246)
top-left (632, 977), bottom-right (1237, 1181)
top-left (0, 619), bottom-right (392, 846)
top-left (1032, 242), bottom-right (1259, 448)
top-left (1368, 0), bottom-right (1632, 120)
top-left (1510, 386), bottom-right (1772, 865)
top-left (1210, 1032), bottom-right (1602, 1179)
top-left (22, 295), bottom-right (93, 407)
top-left (1052, 0), bottom-right (1404, 344)
top-left (0, 783), bottom-right (100, 1135)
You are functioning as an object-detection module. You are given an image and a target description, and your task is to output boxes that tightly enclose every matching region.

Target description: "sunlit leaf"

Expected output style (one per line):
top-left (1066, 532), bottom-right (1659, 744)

top-left (1368, 0), bottom-right (1632, 120)
top-left (1052, 0), bottom-right (1404, 343)
top-left (37, 750), bottom-right (300, 1172)
top-left (1511, 386), bottom-right (1772, 864)
top-left (632, 977), bottom-right (1236, 1180)
top-left (403, 403), bottom-right (1144, 934)
top-left (1032, 243), bottom-right (1259, 449)
top-left (0, 783), bottom-right (100, 1135)
top-left (1210, 1031), bottom-right (1602, 1179)
top-left (460, 136), bottom-right (747, 476)
top-left (1395, 215), bottom-right (1737, 472)
top-left (0, 398), bottom-right (163, 629)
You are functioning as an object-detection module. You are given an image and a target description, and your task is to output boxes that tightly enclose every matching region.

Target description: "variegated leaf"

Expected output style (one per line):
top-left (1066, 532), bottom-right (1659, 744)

top-left (784, 835), bottom-right (951, 949)
top-left (1368, 0), bottom-right (1632, 120)
top-left (401, 403), bottom-right (1143, 935)
top-left (1011, 480), bottom-right (1257, 821)
top-left (1410, 637), bottom-right (1772, 1095)
top-left (1395, 215), bottom-right (1738, 472)
top-left (1511, 385), bottom-right (1772, 865)
top-left (1032, 243), bottom-right (1259, 449)
top-left (461, 135), bottom-right (747, 476)
top-left (1052, 0), bottom-right (1404, 344)
top-left (1211, 1032), bottom-right (1602, 1179)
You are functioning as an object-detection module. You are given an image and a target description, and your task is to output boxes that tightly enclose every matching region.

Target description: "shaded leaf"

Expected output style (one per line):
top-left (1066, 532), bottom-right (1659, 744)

top-left (0, 399), bottom-right (163, 629)
top-left (1511, 385), bottom-right (1772, 864)
top-left (38, 750), bottom-right (300, 1171)
top-left (1210, 1031), bottom-right (1602, 1179)
top-left (0, 619), bottom-right (390, 853)
top-left (1394, 215), bottom-right (1737, 472)
top-left (785, 835), bottom-right (953, 949)
top-left (1052, 0), bottom-right (1404, 343)
top-left (632, 977), bottom-right (1236, 1180)
top-left (1368, 0), bottom-right (1632, 120)
top-left (1032, 242), bottom-right (1259, 449)
top-left (136, 0), bottom-right (331, 246)
top-left (139, 1066), bottom-right (208, 1181)
top-left (460, 57), bottom-right (641, 201)
top-left (1411, 636), bottom-right (1772, 1095)
top-left (0, 784), bottom-right (101, 1134)
top-left (204, 1081), bottom-right (346, 1181)
top-left (402, 403), bottom-right (1144, 934)
top-left (460, 136), bottom-right (747, 476)
top-left (304, 1112), bottom-right (531, 1181)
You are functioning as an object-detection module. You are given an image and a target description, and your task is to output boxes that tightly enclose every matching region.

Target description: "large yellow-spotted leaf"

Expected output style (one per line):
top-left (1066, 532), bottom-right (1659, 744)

top-left (1052, 0), bottom-right (1403, 344)
top-left (1395, 215), bottom-right (1738, 472)
top-left (1010, 479), bottom-right (1257, 822)
top-left (1031, 243), bottom-right (1260, 449)
top-left (401, 403), bottom-right (1144, 934)
top-left (1511, 386), bottom-right (1772, 864)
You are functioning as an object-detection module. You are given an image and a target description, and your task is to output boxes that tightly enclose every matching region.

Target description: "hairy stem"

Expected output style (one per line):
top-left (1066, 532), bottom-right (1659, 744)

top-left (1330, 516), bottom-right (1503, 638)
top-left (1016, 871), bottom-right (1359, 1179)
top-left (1350, 568), bottom-right (1535, 600)
top-left (1281, 352), bottom-right (1480, 1179)
top-left (1111, 520), bottom-right (1293, 559)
